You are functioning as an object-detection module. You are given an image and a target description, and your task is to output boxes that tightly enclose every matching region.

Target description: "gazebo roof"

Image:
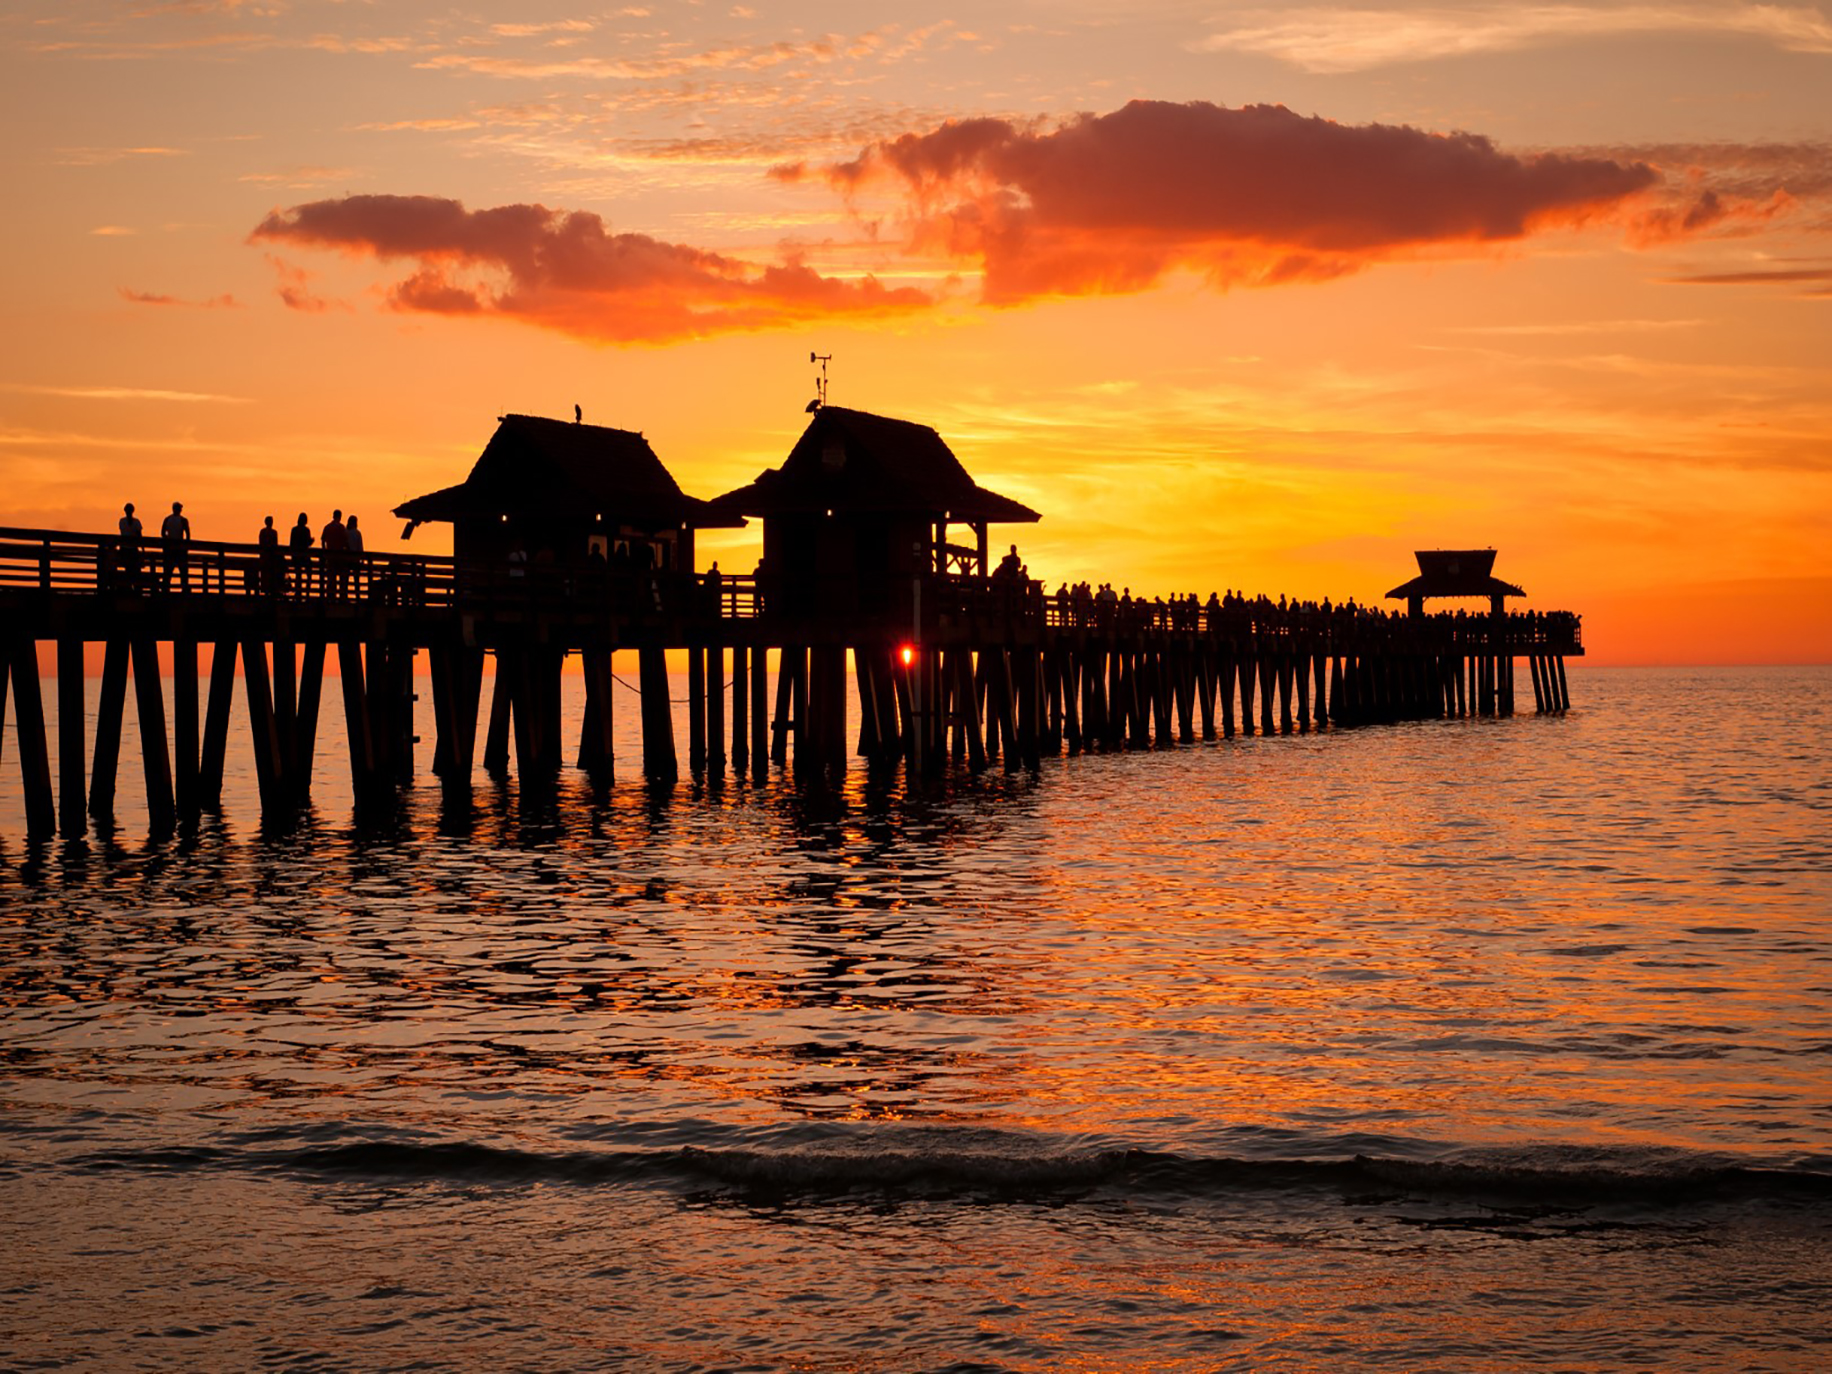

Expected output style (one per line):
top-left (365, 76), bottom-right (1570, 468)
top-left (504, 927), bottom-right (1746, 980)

top-left (1386, 549), bottom-right (1525, 601)
top-left (394, 413), bottom-right (742, 530)
top-left (710, 405), bottom-right (1040, 525)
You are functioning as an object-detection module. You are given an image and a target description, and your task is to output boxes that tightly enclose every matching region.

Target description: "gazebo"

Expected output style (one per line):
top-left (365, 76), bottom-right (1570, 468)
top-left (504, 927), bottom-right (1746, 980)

top-left (710, 405), bottom-right (1039, 617)
top-left (1386, 549), bottom-right (1524, 617)
top-left (394, 412), bottom-right (740, 575)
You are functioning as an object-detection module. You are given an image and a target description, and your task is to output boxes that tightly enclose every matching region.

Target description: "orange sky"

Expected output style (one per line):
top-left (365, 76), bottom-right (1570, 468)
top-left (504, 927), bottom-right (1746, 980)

top-left (3, 2), bottom-right (1829, 664)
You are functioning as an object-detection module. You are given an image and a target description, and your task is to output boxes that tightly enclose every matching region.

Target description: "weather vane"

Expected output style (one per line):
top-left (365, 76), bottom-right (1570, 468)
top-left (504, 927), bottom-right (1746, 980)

top-left (807, 351), bottom-right (833, 412)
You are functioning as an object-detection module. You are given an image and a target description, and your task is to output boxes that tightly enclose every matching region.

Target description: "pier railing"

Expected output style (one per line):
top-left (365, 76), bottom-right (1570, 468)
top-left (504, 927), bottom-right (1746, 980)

top-left (0, 527), bottom-right (1580, 652)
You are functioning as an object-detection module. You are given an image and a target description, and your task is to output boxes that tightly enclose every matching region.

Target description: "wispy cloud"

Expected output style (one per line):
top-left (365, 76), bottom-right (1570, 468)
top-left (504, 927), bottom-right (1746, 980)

top-left (118, 287), bottom-right (239, 307)
top-left (90, 225), bottom-right (139, 236)
top-left (2, 383), bottom-right (251, 404)
top-left (239, 164), bottom-right (360, 188)
top-left (55, 145), bottom-right (188, 167)
top-left (1666, 264), bottom-right (1832, 288)
top-left (1194, 4), bottom-right (1832, 73)
top-left (1450, 318), bottom-right (1704, 335)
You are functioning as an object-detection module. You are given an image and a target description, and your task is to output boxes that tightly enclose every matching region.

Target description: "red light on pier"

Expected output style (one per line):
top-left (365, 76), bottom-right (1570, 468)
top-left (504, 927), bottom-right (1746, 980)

top-left (899, 645), bottom-right (916, 666)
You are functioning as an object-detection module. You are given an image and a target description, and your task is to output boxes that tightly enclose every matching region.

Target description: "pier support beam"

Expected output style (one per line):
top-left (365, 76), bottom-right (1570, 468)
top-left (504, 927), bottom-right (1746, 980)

top-left (173, 637), bottom-right (199, 819)
top-left (57, 637), bottom-right (85, 836)
top-left (131, 636), bottom-right (175, 831)
top-left (731, 644), bottom-right (748, 777)
top-left (8, 639), bottom-right (55, 838)
top-left (199, 639), bottom-right (236, 808)
top-left (750, 647), bottom-right (768, 781)
top-left (90, 638), bottom-right (128, 820)
top-left (638, 645), bottom-right (677, 783)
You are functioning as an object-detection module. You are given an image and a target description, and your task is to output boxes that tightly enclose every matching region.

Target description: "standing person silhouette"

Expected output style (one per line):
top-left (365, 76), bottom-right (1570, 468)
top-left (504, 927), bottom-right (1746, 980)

top-left (320, 508), bottom-right (348, 598)
top-left (159, 501), bottom-right (190, 592)
top-left (344, 514), bottom-right (363, 598)
top-left (117, 502), bottom-right (143, 589)
top-left (258, 516), bottom-right (281, 595)
top-left (289, 513), bottom-right (314, 597)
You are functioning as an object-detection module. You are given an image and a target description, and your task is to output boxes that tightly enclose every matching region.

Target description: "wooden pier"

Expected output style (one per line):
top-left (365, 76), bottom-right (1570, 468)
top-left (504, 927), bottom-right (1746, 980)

top-left (0, 407), bottom-right (1581, 838)
top-left (0, 525), bottom-right (1581, 839)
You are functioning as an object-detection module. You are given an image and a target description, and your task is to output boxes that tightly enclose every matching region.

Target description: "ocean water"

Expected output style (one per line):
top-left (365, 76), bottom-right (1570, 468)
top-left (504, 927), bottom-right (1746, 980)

top-left (2, 664), bottom-right (1829, 1371)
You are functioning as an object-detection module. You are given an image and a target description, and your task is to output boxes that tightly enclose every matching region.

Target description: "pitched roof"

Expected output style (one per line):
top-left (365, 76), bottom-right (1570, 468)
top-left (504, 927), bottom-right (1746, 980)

top-left (710, 405), bottom-right (1040, 524)
top-left (1386, 549), bottom-right (1525, 600)
top-left (394, 413), bottom-right (742, 528)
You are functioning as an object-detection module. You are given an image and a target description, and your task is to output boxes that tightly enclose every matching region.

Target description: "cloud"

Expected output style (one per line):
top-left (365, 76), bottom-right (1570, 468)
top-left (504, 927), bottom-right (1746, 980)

top-left (262, 254), bottom-right (341, 312)
top-left (1194, 4), bottom-right (1832, 73)
top-left (239, 164), bottom-right (359, 188)
top-left (249, 193), bottom-right (931, 343)
top-left (55, 145), bottom-right (188, 167)
top-left (823, 100), bottom-right (1659, 301)
top-left (1, 383), bottom-right (251, 403)
top-left (118, 287), bottom-right (239, 307)
top-left (1666, 264), bottom-right (1832, 291)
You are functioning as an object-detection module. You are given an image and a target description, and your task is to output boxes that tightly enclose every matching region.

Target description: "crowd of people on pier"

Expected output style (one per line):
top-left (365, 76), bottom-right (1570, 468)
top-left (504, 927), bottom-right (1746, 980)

top-left (104, 501), bottom-right (375, 600)
top-left (981, 553), bottom-right (1581, 649)
top-left (74, 515), bottom-right (1577, 648)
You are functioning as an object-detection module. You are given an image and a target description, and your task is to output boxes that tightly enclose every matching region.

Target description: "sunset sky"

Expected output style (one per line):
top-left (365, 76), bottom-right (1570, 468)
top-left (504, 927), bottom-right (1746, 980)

top-left (4, 1), bottom-right (1828, 664)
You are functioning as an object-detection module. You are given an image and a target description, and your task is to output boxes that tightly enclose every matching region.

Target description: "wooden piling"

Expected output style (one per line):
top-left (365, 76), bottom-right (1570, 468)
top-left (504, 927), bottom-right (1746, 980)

top-left (483, 657), bottom-right (512, 773)
top-left (130, 636), bottom-right (175, 830)
top-left (89, 638), bottom-right (129, 819)
top-left (750, 646), bottom-right (768, 780)
top-left (294, 641), bottom-right (325, 801)
top-left (199, 639), bottom-right (236, 807)
top-left (707, 645), bottom-right (726, 776)
top-left (338, 640), bottom-right (374, 798)
top-left (577, 648), bottom-right (615, 780)
top-left (57, 637), bottom-right (85, 836)
top-left (173, 637), bottom-right (199, 818)
top-left (688, 644), bottom-right (707, 775)
top-left (243, 641), bottom-right (286, 811)
top-left (638, 644), bottom-right (677, 783)
top-left (273, 638), bottom-right (298, 782)
top-left (8, 639), bottom-right (55, 837)
top-left (731, 643), bottom-right (749, 776)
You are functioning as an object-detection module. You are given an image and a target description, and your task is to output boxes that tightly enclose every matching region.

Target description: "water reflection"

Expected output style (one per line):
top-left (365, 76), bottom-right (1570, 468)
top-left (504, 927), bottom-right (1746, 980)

top-left (2, 668), bottom-right (1828, 1166)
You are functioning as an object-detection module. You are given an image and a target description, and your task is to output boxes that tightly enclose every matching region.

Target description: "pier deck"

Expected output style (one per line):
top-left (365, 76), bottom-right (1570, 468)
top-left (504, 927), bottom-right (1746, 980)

top-left (1, 525), bottom-right (1582, 837)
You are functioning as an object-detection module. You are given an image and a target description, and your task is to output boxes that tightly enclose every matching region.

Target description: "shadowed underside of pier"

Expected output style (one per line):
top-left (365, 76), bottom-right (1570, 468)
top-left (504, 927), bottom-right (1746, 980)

top-left (0, 527), bottom-right (1582, 838)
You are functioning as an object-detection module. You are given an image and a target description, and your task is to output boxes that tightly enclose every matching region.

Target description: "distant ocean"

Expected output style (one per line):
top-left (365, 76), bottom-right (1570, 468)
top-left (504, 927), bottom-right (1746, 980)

top-left (3, 665), bottom-right (1828, 1371)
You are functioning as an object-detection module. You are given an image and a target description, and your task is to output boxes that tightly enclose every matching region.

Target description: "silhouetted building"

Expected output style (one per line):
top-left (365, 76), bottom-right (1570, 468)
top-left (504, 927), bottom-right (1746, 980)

top-left (1386, 549), bottom-right (1525, 617)
top-left (394, 413), bottom-right (740, 574)
top-left (711, 405), bottom-right (1039, 616)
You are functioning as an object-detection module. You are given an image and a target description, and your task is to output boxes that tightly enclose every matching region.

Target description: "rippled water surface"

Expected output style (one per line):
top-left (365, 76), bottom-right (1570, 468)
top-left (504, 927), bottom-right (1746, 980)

top-left (2, 665), bottom-right (1829, 1370)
